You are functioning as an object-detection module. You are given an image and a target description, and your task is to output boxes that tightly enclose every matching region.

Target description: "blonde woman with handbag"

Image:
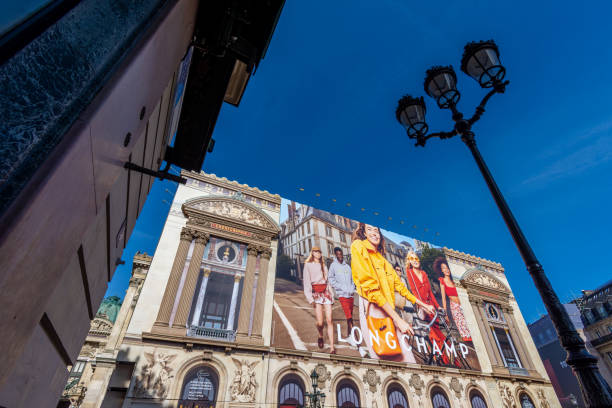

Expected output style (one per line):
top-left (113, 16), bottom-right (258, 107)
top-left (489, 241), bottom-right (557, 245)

top-left (303, 246), bottom-right (336, 354)
top-left (351, 223), bottom-right (435, 362)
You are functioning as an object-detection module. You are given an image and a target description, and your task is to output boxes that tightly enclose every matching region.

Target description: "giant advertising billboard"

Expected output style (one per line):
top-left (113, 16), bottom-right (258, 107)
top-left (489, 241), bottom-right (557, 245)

top-left (273, 199), bottom-right (481, 370)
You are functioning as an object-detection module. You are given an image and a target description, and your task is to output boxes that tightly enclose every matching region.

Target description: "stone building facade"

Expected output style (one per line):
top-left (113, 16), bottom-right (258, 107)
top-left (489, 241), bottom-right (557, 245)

top-left (71, 171), bottom-right (560, 408)
top-left (576, 281), bottom-right (612, 386)
top-left (59, 252), bottom-right (152, 408)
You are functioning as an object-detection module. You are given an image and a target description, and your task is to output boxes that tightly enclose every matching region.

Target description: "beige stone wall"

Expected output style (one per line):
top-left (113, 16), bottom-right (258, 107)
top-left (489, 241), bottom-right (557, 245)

top-left (117, 344), bottom-right (560, 408)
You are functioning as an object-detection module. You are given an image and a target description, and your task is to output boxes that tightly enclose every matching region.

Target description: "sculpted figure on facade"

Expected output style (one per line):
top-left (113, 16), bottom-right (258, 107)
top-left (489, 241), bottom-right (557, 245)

top-left (498, 382), bottom-right (516, 408)
top-left (537, 388), bottom-right (551, 408)
top-left (230, 358), bottom-right (260, 402)
top-left (133, 351), bottom-right (177, 399)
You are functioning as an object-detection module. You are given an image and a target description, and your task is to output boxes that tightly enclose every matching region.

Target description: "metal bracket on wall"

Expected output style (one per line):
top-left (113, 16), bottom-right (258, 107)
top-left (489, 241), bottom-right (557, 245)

top-left (124, 162), bottom-right (187, 184)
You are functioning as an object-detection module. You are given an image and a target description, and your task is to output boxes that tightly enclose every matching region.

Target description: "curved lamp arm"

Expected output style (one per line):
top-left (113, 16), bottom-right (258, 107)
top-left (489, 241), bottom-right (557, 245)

top-left (468, 80), bottom-right (510, 126)
top-left (416, 130), bottom-right (457, 147)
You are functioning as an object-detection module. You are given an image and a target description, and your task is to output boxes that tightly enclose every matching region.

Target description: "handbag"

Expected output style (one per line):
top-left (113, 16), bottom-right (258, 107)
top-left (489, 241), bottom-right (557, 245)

top-left (366, 302), bottom-right (402, 357)
top-left (312, 283), bottom-right (327, 293)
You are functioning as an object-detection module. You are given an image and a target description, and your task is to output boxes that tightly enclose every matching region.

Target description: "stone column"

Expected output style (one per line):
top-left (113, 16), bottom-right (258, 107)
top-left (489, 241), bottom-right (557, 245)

top-left (226, 274), bottom-right (243, 330)
top-left (251, 247), bottom-right (272, 339)
top-left (172, 232), bottom-right (208, 329)
top-left (190, 268), bottom-right (212, 327)
top-left (154, 228), bottom-right (193, 327)
top-left (236, 245), bottom-right (259, 340)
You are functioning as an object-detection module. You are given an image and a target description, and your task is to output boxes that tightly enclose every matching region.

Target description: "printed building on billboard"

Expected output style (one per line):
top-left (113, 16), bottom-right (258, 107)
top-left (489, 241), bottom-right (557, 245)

top-left (71, 171), bottom-right (561, 408)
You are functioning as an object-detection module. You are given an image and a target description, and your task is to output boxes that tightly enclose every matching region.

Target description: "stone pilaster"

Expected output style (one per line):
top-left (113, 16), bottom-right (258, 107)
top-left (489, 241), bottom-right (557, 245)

top-left (154, 228), bottom-right (193, 327)
top-left (236, 246), bottom-right (259, 341)
top-left (251, 247), bottom-right (272, 339)
top-left (172, 232), bottom-right (208, 329)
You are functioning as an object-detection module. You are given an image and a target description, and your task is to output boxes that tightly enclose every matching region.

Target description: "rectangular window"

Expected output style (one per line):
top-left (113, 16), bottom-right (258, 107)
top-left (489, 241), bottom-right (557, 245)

top-left (328, 242), bottom-right (333, 256)
top-left (308, 238), bottom-right (312, 252)
top-left (340, 233), bottom-right (346, 243)
top-left (307, 221), bottom-right (311, 234)
top-left (69, 360), bottom-right (86, 378)
top-left (325, 225), bottom-right (332, 237)
top-left (492, 326), bottom-right (522, 368)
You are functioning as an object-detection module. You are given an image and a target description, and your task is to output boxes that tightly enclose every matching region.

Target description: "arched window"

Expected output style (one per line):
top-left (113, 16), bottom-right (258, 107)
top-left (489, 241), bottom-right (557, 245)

top-left (279, 375), bottom-right (305, 408)
top-left (430, 387), bottom-right (451, 408)
top-left (387, 385), bottom-right (409, 408)
top-left (469, 390), bottom-right (487, 408)
top-left (336, 380), bottom-right (360, 408)
top-left (519, 393), bottom-right (535, 408)
top-left (179, 366), bottom-right (219, 408)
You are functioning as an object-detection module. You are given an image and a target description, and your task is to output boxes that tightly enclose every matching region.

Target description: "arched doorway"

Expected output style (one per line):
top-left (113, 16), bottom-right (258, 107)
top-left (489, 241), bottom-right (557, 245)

top-left (278, 374), bottom-right (305, 408)
top-left (469, 390), bottom-right (487, 408)
top-left (519, 392), bottom-right (535, 408)
top-left (430, 387), bottom-right (451, 408)
top-left (387, 384), bottom-right (409, 408)
top-left (336, 380), bottom-right (360, 408)
top-left (179, 366), bottom-right (219, 408)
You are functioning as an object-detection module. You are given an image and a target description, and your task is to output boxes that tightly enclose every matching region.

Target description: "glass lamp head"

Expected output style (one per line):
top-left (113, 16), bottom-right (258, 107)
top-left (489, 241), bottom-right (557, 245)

top-left (396, 95), bottom-right (428, 139)
top-left (424, 66), bottom-right (460, 108)
top-left (461, 40), bottom-right (505, 88)
top-left (310, 369), bottom-right (319, 388)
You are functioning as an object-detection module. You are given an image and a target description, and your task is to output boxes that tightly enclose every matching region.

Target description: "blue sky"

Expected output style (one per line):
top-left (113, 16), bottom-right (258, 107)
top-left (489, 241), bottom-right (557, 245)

top-left (106, 0), bottom-right (612, 323)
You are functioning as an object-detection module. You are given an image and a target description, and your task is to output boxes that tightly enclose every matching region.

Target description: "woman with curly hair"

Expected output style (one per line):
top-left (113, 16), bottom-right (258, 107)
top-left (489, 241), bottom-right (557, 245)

top-left (303, 246), bottom-right (336, 353)
top-left (406, 251), bottom-right (452, 365)
top-left (351, 223), bottom-right (434, 362)
top-left (434, 257), bottom-right (472, 342)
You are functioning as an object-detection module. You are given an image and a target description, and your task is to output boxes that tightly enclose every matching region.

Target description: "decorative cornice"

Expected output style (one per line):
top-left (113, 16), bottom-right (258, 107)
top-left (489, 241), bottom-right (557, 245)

top-left (183, 197), bottom-right (280, 235)
top-left (443, 247), bottom-right (504, 273)
top-left (461, 268), bottom-right (510, 294)
top-left (182, 170), bottom-right (281, 204)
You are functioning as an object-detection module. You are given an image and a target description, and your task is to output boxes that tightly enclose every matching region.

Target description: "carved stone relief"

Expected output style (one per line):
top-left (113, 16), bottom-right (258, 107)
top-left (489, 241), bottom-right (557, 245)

top-left (463, 270), bottom-right (507, 291)
top-left (498, 382), bottom-right (516, 408)
top-left (314, 363), bottom-right (331, 388)
top-left (362, 369), bottom-right (381, 393)
top-left (408, 374), bottom-right (424, 396)
top-left (537, 388), bottom-right (551, 408)
top-left (449, 377), bottom-right (463, 399)
top-left (188, 200), bottom-right (276, 230)
top-left (133, 351), bottom-right (177, 399)
top-left (230, 358), bottom-right (260, 402)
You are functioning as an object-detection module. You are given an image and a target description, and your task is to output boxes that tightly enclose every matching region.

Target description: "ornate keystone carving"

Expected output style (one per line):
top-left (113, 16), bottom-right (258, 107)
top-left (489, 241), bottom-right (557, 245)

top-left (462, 269), bottom-right (508, 292)
top-left (363, 369), bottom-right (381, 393)
top-left (408, 374), bottom-right (424, 396)
top-left (449, 377), bottom-right (462, 398)
top-left (314, 363), bottom-right (331, 388)
top-left (230, 358), bottom-right (259, 402)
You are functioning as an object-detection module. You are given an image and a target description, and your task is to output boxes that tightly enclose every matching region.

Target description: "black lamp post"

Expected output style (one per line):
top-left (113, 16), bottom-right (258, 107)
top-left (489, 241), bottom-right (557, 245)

top-left (305, 370), bottom-right (325, 408)
top-left (305, 370), bottom-right (326, 408)
top-left (395, 40), bottom-right (612, 407)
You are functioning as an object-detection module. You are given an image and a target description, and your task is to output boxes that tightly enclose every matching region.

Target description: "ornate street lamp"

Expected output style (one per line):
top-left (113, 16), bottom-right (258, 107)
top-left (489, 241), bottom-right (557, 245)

top-left (395, 40), bottom-right (612, 408)
top-left (305, 369), bottom-right (326, 408)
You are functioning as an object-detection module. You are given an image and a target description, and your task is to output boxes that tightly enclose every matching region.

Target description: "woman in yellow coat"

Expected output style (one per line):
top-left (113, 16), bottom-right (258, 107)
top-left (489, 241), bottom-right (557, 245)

top-left (351, 223), bottom-right (435, 362)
